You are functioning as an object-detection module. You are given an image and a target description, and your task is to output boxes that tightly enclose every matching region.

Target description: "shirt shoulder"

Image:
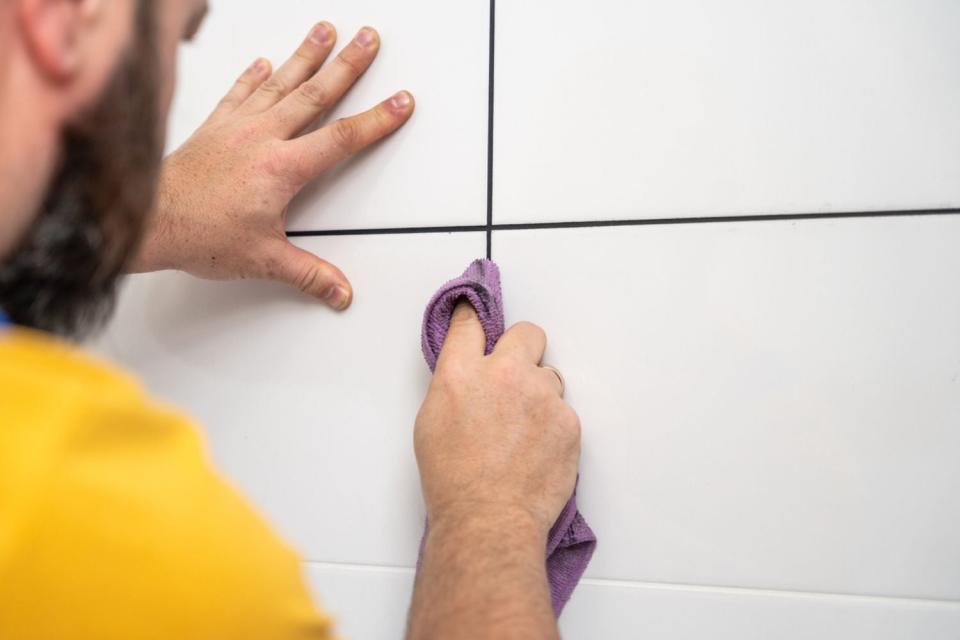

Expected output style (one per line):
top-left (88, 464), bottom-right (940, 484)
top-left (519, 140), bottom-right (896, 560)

top-left (0, 329), bottom-right (336, 640)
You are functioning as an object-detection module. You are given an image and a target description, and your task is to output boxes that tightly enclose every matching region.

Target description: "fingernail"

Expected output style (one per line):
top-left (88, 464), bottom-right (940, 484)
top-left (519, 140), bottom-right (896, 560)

top-left (310, 22), bottom-right (332, 44)
top-left (388, 91), bottom-right (412, 112)
top-left (323, 284), bottom-right (351, 310)
top-left (250, 58), bottom-right (267, 73)
top-left (355, 27), bottom-right (376, 47)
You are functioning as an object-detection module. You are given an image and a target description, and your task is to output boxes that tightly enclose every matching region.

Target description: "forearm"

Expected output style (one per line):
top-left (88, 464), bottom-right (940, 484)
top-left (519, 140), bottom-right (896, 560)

top-left (406, 509), bottom-right (558, 640)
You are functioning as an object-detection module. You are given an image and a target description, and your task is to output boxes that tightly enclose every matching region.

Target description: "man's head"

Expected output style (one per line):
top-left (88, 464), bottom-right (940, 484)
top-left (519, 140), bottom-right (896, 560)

top-left (0, 0), bottom-right (209, 336)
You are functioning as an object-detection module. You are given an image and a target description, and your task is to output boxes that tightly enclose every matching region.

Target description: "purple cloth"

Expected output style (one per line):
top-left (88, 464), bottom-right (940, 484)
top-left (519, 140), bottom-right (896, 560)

top-left (419, 258), bottom-right (596, 615)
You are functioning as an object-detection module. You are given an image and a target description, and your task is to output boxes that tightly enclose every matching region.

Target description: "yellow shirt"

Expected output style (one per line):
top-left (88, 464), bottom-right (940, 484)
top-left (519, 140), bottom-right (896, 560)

top-left (0, 329), bottom-right (335, 639)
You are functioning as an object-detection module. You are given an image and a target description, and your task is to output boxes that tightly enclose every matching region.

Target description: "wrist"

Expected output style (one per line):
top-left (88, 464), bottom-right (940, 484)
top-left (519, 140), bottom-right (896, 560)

top-left (411, 503), bottom-right (557, 639)
top-left (427, 502), bottom-right (548, 555)
top-left (128, 196), bottom-right (176, 274)
top-left (128, 233), bottom-right (166, 274)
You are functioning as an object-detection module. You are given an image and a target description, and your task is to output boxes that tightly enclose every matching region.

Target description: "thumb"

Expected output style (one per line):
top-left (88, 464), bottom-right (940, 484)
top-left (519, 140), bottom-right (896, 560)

top-left (270, 241), bottom-right (353, 310)
top-left (436, 300), bottom-right (485, 369)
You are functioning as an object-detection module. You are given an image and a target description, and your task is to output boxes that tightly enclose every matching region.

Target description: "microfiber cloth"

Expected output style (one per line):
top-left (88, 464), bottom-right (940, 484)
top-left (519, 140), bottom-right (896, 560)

top-left (420, 258), bottom-right (596, 615)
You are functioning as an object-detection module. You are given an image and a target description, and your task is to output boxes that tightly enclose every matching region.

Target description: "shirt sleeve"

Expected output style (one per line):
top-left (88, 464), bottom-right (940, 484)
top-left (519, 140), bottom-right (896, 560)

top-left (0, 339), bottom-right (337, 640)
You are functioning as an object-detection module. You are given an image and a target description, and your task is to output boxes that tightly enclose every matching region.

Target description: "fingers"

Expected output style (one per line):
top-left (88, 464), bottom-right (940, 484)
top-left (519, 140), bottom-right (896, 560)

top-left (436, 301), bottom-right (486, 369)
top-left (269, 27), bottom-right (382, 138)
top-left (269, 242), bottom-right (353, 310)
top-left (210, 58), bottom-right (272, 119)
top-left (240, 22), bottom-right (338, 115)
top-left (493, 322), bottom-right (547, 365)
top-left (283, 91), bottom-right (415, 181)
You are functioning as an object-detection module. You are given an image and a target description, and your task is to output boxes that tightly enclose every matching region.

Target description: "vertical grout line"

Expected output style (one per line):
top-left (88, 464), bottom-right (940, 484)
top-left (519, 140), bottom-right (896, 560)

top-left (485, 0), bottom-right (496, 260)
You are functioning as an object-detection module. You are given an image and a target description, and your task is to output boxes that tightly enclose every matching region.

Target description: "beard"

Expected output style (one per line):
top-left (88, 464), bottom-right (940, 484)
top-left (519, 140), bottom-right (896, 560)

top-left (0, 0), bottom-right (162, 339)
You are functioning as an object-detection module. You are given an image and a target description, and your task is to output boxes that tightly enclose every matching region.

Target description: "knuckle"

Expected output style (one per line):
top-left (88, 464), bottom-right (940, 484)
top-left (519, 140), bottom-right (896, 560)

top-left (216, 96), bottom-right (238, 112)
top-left (259, 76), bottom-right (288, 97)
top-left (515, 321), bottom-right (546, 343)
top-left (336, 51), bottom-right (366, 77)
top-left (564, 408), bottom-right (582, 439)
top-left (293, 266), bottom-right (321, 293)
top-left (412, 427), bottom-right (429, 457)
top-left (490, 357), bottom-right (523, 388)
top-left (372, 105), bottom-right (397, 132)
top-left (330, 117), bottom-right (360, 151)
top-left (449, 308), bottom-right (477, 329)
top-left (296, 80), bottom-right (330, 109)
top-left (232, 119), bottom-right (265, 144)
top-left (293, 45), bottom-right (318, 65)
top-left (435, 360), bottom-right (470, 389)
top-left (554, 405), bottom-right (582, 446)
top-left (531, 384), bottom-right (558, 410)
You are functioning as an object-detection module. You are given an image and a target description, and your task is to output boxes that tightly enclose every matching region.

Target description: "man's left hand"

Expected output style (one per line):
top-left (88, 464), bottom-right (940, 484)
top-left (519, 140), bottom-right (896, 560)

top-left (132, 23), bottom-right (414, 310)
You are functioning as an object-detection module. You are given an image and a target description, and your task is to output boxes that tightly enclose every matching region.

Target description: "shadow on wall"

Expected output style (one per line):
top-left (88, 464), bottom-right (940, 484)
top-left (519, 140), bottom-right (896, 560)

top-left (100, 271), bottom-right (331, 372)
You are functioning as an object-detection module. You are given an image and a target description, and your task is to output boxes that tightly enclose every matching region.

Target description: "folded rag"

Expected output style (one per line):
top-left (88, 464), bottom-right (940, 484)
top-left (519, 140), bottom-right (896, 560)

top-left (419, 258), bottom-right (596, 615)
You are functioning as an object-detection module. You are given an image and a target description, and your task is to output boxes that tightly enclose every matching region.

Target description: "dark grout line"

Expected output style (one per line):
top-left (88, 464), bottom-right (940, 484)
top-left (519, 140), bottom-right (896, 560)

top-left (287, 225), bottom-right (486, 237)
top-left (286, 207), bottom-right (960, 238)
top-left (491, 207), bottom-right (960, 230)
top-left (485, 0), bottom-right (496, 260)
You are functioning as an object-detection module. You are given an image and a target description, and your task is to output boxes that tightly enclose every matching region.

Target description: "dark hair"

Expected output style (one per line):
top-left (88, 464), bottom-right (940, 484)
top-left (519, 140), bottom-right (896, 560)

top-left (0, 0), bottom-right (162, 338)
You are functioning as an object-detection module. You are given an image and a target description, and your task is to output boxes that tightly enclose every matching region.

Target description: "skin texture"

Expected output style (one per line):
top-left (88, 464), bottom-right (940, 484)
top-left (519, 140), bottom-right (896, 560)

top-left (133, 21), bottom-right (416, 309)
top-left (408, 303), bottom-right (580, 639)
top-left (1, 1), bottom-right (583, 636)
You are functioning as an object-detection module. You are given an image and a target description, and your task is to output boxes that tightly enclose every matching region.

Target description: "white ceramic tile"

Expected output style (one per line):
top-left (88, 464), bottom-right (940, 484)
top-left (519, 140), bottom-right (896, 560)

top-left (167, 0), bottom-right (489, 230)
top-left (303, 564), bottom-right (960, 640)
top-left (494, 0), bottom-right (960, 223)
top-left (493, 215), bottom-right (960, 599)
top-left (305, 565), bottom-right (415, 639)
top-left (94, 233), bottom-right (486, 565)
top-left (559, 580), bottom-right (960, 640)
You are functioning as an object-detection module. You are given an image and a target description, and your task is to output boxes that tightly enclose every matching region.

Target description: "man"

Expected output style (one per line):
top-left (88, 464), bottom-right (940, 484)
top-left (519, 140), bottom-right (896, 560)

top-left (0, 1), bottom-right (581, 639)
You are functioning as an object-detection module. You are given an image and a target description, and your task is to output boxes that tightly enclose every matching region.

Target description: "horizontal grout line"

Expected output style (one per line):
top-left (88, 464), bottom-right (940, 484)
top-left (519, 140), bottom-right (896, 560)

top-left (287, 225), bottom-right (486, 237)
top-left (287, 207), bottom-right (960, 238)
top-left (491, 207), bottom-right (960, 230)
top-left (303, 560), bottom-right (960, 607)
top-left (577, 577), bottom-right (960, 608)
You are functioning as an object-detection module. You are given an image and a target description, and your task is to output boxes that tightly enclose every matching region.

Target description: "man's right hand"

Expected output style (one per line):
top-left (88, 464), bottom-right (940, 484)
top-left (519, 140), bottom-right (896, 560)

top-left (408, 302), bottom-right (581, 639)
top-left (414, 301), bottom-right (581, 536)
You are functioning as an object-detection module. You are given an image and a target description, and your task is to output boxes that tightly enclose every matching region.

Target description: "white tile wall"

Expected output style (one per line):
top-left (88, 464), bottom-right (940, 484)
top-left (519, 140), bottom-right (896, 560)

top-left (93, 1), bottom-right (960, 637)
top-left (97, 234), bottom-right (483, 565)
top-left (169, 0), bottom-right (489, 230)
top-left (494, 0), bottom-right (960, 223)
top-left (494, 218), bottom-right (960, 600)
top-left (559, 579), bottom-right (960, 640)
top-left (305, 564), bottom-right (960, 640)
top-left (305, 565), bottom-right (415, 639)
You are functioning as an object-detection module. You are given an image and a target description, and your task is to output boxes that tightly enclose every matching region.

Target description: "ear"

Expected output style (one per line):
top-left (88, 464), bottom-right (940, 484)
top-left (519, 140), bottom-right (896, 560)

top-left (17, 0), bottom-right (102, 81)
